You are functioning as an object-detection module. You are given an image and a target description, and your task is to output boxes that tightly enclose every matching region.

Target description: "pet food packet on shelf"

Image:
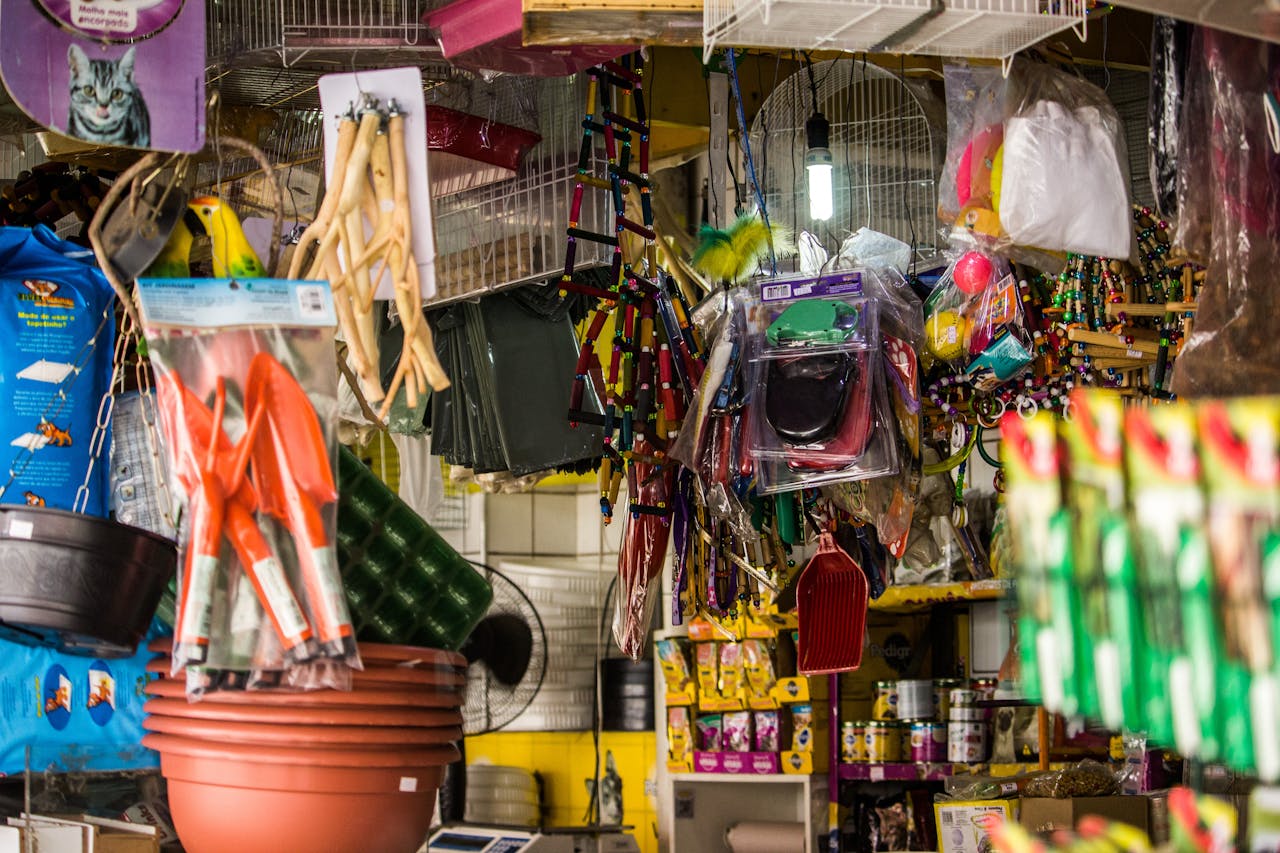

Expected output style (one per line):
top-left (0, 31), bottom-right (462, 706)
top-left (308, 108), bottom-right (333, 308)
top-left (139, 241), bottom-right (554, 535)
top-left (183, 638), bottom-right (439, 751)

top-left (697, 714), bottom-right (723, 751)
top-left (695, 642), bottom-right (719, 698)
top-left (668, 707), bottom-right (693, 765)
top-left (719, 641), bottom-right (745, 699)
top-left (742, 639), bottom-right (777, 701)
top-left (135, 276), bottom-right (357, 696)
top-left (755, 710), bottom-right (780, 752)
top-left (723, 711), bottom-right (754, 753)
top-left (791, 704), bottom-right (814, 753)
top-left (656, 639), bottom-right (694, 694)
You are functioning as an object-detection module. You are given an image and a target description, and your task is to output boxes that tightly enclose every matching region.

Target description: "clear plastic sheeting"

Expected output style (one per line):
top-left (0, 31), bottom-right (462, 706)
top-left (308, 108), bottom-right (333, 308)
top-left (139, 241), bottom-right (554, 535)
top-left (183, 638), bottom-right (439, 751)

top-left (1171, 29), bottom-right (1280, 397)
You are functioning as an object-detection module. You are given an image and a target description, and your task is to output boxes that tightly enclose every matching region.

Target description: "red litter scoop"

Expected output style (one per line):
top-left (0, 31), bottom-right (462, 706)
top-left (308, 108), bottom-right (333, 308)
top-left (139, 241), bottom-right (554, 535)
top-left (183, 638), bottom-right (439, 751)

top-left (797, 531), bottom-right (869, 674)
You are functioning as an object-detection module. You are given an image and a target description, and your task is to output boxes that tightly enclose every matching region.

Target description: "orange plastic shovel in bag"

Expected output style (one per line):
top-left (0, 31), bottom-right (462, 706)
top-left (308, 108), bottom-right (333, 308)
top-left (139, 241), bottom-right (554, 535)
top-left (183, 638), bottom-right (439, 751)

top-left (796, 531), bottom-right (869, 675)
top-left (156, 374), bottom-right (316, 667)
top-left (244, 352), bottom-right (354, 659)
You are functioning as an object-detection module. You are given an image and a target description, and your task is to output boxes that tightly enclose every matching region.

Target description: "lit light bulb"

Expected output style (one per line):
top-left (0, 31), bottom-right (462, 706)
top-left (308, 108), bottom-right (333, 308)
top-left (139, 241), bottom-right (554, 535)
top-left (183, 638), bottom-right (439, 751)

top-left (805, 112), bottom-right (833, 222)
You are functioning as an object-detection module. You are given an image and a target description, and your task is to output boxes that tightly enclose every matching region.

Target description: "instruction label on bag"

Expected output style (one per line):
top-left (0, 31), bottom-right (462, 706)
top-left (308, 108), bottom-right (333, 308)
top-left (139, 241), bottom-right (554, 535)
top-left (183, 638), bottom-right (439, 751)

top-left (760, 271), bottom-right (863, 303)
top-left (136, 278), bottom-right (337, 329)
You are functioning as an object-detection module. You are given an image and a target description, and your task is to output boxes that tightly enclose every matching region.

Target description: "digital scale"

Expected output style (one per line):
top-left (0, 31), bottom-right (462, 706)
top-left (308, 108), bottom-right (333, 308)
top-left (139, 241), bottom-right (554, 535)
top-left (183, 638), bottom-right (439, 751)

top-left (427, 825), bottom-right (642, 853)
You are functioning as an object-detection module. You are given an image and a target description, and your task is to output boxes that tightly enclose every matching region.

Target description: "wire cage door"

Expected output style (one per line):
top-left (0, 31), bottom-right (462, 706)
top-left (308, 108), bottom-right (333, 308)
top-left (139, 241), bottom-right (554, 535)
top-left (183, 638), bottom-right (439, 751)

top-left (751, 59), bottom-right (945, 268)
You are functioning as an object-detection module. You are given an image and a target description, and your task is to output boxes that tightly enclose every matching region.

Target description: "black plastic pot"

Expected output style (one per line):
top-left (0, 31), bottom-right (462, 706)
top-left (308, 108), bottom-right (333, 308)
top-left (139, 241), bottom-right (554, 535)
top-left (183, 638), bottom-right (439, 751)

top-left (0, 505), bottom-right (176, 657)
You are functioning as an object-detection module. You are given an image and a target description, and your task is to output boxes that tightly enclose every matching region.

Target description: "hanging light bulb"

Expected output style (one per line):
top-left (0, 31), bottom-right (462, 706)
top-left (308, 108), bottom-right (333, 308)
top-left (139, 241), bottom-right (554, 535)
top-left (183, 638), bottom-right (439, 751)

top-left (805, 111), bottom-right (833, 222)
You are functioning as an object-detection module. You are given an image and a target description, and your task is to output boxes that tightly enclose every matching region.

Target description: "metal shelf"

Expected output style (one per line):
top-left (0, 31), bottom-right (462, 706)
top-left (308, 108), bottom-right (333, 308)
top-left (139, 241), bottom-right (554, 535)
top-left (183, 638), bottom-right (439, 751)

top-left (1110, 1), bottom-right (1280, 46)
top-left (868, 579), bottom-right (1011, 612)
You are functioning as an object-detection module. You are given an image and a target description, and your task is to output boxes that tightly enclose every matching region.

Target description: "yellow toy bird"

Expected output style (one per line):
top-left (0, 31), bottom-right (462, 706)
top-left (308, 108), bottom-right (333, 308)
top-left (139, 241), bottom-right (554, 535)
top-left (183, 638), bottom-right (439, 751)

top-left (143, 214), bottom-right (194, 279)
top-left (186, 195), bottom-right (267, 279)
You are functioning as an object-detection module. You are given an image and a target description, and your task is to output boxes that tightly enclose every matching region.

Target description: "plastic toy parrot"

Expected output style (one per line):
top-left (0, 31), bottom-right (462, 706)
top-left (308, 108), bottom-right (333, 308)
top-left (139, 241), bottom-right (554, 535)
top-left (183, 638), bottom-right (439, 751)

top-left (143, 213), bottom-right (194, 279)
top-left (186, 195), bottom-right (266, 279)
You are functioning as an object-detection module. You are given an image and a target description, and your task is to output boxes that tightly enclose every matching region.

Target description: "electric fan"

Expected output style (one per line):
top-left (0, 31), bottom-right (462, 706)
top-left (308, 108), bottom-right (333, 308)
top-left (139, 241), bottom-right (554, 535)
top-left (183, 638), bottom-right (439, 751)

top-left (460, 564), bottom-right (549, 735)
top-left (750, 58), bottom-right (946, 267)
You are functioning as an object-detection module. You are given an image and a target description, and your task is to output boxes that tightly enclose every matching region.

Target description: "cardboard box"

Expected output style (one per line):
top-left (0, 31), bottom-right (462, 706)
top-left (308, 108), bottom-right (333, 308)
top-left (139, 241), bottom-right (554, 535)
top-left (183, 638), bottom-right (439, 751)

top-left (935, 801), bottom-right (1016, 853)
top-left (1018, 796), bottom-right (1151, 837)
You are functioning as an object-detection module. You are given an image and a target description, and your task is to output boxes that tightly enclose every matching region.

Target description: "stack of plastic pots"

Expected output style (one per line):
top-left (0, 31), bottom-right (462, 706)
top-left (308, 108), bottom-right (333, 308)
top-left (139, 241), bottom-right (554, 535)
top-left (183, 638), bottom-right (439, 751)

top-left (142, 640), bottom-right (465, 853)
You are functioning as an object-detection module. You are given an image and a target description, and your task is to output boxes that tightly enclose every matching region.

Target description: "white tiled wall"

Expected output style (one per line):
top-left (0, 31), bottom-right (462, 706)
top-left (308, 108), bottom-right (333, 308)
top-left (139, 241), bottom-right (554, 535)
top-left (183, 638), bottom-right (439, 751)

top-left (485, 484), bottom-right (622, 558)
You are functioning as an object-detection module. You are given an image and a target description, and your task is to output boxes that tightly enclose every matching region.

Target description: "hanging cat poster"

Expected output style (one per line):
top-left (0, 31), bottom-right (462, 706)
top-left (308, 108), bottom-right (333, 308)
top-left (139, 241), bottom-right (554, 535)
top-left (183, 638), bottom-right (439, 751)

top-left (0, 0), bottom-right (205, 152)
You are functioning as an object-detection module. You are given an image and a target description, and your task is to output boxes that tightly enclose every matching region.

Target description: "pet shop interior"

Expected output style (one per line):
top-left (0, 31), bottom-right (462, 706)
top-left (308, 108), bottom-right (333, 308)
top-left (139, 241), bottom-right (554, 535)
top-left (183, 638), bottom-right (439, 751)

top-left (0, 1), bottom-right (1279, 852)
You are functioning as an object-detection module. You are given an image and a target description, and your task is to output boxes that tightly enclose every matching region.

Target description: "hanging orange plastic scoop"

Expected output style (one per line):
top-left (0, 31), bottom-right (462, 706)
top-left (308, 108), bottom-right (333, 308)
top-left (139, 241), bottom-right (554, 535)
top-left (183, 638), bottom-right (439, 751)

top-left (796, 531), bottom-right (869, 675)
top-left (244, 352), bottom-right (353, 659)
top-left (155, 374), bottom-right (315, 666)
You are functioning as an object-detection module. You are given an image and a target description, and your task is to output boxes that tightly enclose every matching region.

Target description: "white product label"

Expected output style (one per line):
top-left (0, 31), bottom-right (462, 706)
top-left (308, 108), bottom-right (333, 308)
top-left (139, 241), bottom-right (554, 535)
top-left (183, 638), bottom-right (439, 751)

top-left (311, 546), bottom-right (350, 635)
top-left (296, 285), bottom-right (329, 320)
top-left (399, 777), bottom-right (418, 792)
top-left (252, 557), bottom-right (310, 643)
top-left (136, 278), bottom-right (337, 329)
top-left (180, 555), bottom-right (219, 641)
top-left (7, 519), bottom-right (32, 540)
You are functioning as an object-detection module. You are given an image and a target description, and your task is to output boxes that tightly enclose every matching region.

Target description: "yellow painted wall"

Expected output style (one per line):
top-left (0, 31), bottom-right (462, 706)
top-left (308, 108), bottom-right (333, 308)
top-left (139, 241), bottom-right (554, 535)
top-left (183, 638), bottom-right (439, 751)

top-left (466, 730), bottom-right (659, 853)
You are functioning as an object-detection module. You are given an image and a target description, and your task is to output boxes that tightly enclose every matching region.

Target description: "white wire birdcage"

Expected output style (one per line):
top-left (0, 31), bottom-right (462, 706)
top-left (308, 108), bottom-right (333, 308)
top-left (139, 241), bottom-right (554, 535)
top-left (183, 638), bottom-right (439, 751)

top-left (751, 59), bottom-right (944, 268)
top-left (705, 0), bottom-right (1088, 68)
top-left (208, 0), bottom-right (446, 68)
top-left (427, 74), bottom-right (611, 307)
top-left (196, 109), bottom-right (326, 219)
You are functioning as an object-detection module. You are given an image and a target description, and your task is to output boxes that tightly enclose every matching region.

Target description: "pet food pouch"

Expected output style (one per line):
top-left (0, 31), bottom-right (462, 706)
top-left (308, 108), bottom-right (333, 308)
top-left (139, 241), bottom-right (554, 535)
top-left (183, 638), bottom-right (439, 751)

top-left (723, 710), bottom-right (754, 752)
top-left (0, 225), bottom-right (114, 515)
top-left (697, 714), bottom-right (723, 751)
top-left (755, 710), bottom-right (780, 752)
top-left (0, 622), bottom-right (162, 775)
top-left (695, 642), bottom-right (719, 697)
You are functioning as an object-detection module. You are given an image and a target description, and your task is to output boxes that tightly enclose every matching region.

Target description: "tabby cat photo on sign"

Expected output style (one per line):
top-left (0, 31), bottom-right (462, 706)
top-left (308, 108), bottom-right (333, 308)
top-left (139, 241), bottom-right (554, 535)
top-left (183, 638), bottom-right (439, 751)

top-left (0, 0), bottom-right (206, 154)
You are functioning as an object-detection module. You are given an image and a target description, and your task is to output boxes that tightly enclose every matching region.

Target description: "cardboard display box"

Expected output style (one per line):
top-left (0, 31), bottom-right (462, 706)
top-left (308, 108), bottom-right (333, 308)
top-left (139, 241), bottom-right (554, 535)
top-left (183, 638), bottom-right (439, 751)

top-left (1019, 796), bottom-right (1151, 837)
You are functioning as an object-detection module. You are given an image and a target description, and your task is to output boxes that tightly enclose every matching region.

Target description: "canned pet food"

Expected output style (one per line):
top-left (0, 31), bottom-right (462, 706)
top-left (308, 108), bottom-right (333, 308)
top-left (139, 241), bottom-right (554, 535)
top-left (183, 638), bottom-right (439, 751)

top-left (910, 722), bottom-right (947, 763)
top-left (899, 723), bottom-right (912, 761)
top-left (865, 721), bottom-right (902, 762)
top-left (949, 688), bottom-right (980, 708)
top-left (973, 678), bottom-right (998, 702)
top-left (872, 681), bottom-right (898, 720)
top-left (950, 706), bottom-right (986, 722)
top-left (934, 678), bottom-right (962, 720)
top-left (948, 721), bottom-right (989, 763)
top-left (897, 679), bottom-right (933, 721)
top-left (841, 723), bottom-right (859, 763)
top-left (851, 721), bottom-right (868, 762)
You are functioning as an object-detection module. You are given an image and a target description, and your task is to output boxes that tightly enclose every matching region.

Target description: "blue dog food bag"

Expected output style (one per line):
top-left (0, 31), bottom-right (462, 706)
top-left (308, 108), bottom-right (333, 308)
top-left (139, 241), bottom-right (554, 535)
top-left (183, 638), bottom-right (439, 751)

top-left (0, 628), bottom-right (158, 776)
top-left (0, 225), bottom-right (115, 516)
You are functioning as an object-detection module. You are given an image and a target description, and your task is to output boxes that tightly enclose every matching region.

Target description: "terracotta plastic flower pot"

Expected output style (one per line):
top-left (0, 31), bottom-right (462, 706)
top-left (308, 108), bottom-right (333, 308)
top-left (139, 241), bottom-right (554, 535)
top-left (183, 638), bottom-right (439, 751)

top-left (143, 714), bottom-right (463, 747)
top-left (146, 657), bottom-right (467, 689)
top-left (359, 643), bottom-right (466, 669)
top-left (144, 733), bottom-right (454, 853)
top-left (144, 675), bottom-right (464, 709)
top-left (148, 638), bottom-right (466, 669)
top-left (144, 697), bottom-right (461, 728)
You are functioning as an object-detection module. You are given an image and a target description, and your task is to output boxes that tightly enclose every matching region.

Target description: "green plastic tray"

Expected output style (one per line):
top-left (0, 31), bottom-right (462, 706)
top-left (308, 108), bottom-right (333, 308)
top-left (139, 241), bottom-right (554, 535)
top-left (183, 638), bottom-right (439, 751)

top-left (337, 447), bottom-right (492, 650)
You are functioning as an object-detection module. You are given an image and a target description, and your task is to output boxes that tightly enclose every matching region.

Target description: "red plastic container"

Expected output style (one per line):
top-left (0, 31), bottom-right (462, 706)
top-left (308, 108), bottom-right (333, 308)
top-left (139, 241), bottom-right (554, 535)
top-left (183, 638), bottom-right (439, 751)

top-left (424, 0), bottom-right (626, 76)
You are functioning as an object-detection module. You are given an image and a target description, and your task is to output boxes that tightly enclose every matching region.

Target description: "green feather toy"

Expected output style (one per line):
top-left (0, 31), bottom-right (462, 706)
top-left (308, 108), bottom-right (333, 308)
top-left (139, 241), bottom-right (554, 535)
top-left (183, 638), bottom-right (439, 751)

top-left (691, 214), bottom-right (791, 284)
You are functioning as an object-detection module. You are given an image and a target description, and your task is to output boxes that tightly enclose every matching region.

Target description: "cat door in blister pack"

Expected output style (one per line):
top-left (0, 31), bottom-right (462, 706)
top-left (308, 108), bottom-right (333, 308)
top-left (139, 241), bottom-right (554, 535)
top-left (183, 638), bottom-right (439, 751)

top-left (0, 0), bottom-right (205, 153)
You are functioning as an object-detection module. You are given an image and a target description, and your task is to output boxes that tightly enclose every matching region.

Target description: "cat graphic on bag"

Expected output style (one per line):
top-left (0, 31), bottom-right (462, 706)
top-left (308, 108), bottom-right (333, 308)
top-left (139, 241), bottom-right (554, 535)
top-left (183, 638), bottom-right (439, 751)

top-left (67, 45), bottom-right (150, 148)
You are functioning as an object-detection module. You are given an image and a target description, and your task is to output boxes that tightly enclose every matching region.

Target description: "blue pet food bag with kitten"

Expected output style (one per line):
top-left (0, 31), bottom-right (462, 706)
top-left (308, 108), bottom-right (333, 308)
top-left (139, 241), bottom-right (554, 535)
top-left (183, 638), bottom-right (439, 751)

top-left (0, 225), bottom-right (114, 516)
top-left (0, 623), bottom-right (161, 776)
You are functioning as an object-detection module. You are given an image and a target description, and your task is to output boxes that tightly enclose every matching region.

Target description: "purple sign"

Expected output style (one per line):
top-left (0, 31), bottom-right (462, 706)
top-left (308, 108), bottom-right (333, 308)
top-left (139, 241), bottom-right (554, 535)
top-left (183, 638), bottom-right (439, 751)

top-left (0, 0), bottom-right (205, 153)
top-left (36, 0), bottom-right (184, 40)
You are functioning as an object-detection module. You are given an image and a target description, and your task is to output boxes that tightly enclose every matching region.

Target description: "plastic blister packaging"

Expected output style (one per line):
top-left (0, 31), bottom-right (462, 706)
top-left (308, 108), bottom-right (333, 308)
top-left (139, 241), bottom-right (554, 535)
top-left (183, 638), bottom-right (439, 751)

top-left (136, 277), bottom-right (358, 695)
top-left (745, 271), bottom-right (898, 493)
top-left (999, 61), bottom-right (1132, 260)
top-left (939, 64), bottom-right (1008, 240)
top-left (1171, 29), bottom-right (1280, 397)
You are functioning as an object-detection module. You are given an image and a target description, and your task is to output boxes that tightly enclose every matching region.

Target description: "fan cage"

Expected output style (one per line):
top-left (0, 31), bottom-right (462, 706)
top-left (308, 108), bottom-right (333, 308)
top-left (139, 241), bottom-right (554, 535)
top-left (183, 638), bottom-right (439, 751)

top-left (750, 59), bottom-right (944, 269)
top-left (207, 0), bottom-right (444, 68)
top-left (428, 74), bottom-right (612, 308)
top-left (704, 0), bottom-right (1087, 63)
